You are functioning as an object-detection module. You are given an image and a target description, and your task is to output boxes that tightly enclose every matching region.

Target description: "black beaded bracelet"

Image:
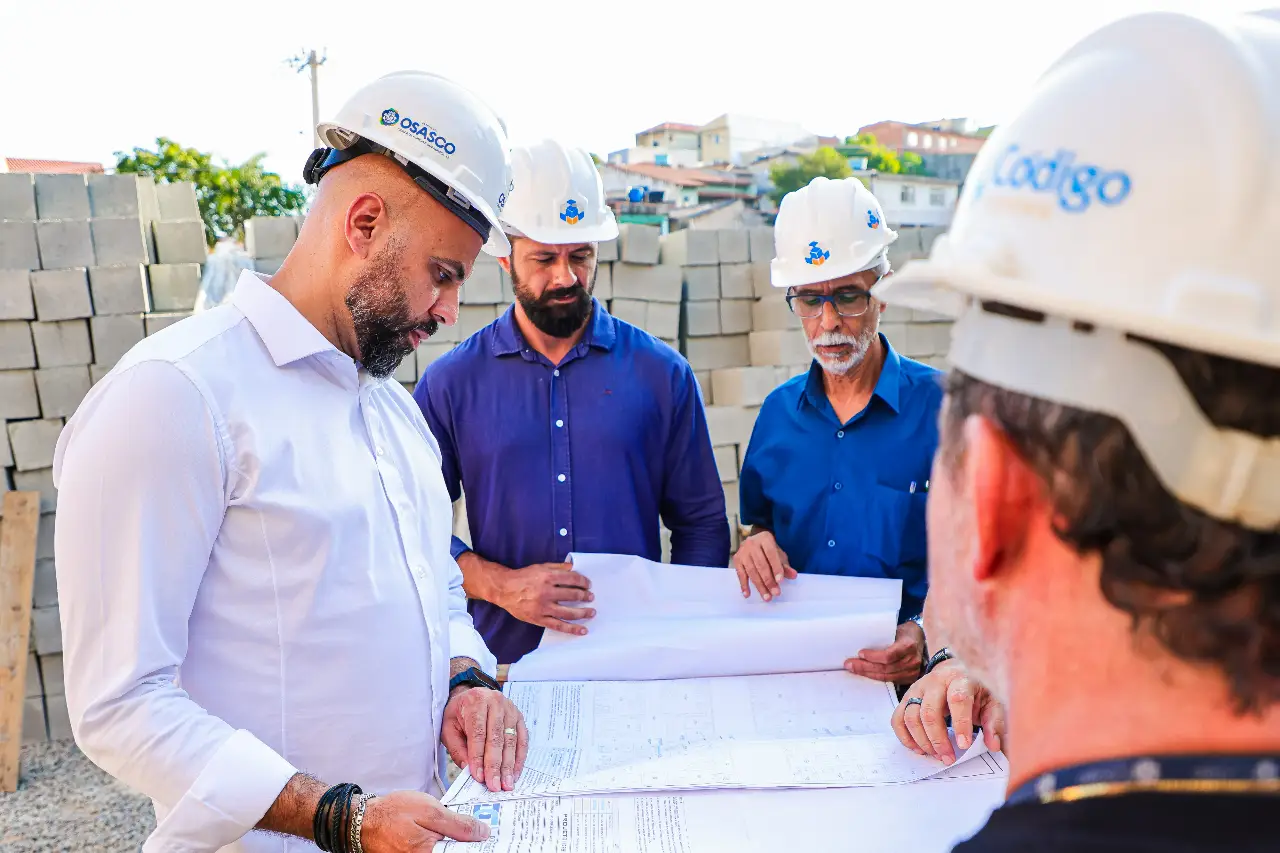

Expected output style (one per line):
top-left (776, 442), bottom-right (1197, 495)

top-left (314, 783), bottom-right (363, 853)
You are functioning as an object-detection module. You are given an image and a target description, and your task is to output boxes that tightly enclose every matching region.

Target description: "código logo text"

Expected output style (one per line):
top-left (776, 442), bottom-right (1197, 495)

top-left (989, 144), bottom-right (1131, 213)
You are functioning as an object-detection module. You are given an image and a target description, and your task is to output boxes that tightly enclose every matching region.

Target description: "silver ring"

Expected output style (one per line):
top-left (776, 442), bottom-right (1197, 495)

top-left (503, 727), bottom-right (518, 736)
top-left (905, 697), bottom-right (924, 707)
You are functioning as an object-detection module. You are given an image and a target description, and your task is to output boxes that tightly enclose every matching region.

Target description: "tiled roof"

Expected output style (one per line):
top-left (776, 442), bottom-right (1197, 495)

top-left (610, 162), bottom-right (753, 188)
top-left (5, 158), bottom-right (105, 174)
top-left (637, 122), bottom-right (702, 136)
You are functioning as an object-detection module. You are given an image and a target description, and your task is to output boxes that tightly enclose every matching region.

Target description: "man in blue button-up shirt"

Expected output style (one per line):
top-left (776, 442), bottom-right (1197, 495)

top-left (415, 140), bottom-right (729, 664)
top-left (735, 176), bottom-right (942, 685)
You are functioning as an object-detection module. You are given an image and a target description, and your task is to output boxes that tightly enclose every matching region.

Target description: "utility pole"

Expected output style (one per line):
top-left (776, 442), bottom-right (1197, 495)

top-left (287, 49), bottom-right (327, 147)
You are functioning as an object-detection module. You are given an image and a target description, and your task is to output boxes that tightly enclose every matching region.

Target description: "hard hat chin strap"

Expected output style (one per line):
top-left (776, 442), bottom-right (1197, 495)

top-left (949, 306), bottom-right (1280, 531)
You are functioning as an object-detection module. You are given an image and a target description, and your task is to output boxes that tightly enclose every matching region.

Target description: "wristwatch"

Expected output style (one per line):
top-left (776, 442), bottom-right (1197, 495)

top-left (923, 648), bottom-right (954, 676)
top-left (449, 666), bottom-right (500, 694)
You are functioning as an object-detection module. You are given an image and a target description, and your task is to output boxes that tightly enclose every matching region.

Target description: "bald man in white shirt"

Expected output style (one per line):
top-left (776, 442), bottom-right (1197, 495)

top-left (53, 102), bottom-right (526, 852)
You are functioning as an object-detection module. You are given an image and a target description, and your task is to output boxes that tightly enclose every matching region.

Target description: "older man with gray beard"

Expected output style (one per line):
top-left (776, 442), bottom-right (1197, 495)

top-left (734, 177), bottom-right (943, 686)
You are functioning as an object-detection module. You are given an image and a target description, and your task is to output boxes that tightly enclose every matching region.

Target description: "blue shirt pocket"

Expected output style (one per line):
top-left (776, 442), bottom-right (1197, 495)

top-left (855, 483), bottom-right (927, 576)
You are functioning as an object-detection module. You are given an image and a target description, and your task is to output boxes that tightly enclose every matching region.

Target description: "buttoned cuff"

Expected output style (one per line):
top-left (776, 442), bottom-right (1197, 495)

top-left (144, 729), bottom-right (298, 853)
top-left (449, 535), bottom-right (471, 561)
top-left (449, 622), bottom-right (497, 678)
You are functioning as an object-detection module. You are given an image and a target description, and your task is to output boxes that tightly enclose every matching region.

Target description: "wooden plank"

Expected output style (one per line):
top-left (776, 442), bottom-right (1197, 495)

top-left (0, 491), bottom-right (40, 792)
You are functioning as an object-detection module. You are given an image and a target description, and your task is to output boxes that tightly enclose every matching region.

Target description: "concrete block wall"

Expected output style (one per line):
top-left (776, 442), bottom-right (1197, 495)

top-left (0, 171), bottom-right (207, 742)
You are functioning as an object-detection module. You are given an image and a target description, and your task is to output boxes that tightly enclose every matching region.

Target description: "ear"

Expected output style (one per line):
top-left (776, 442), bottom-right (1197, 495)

top-left (963, 414), bottom-right (1040, 584)
top-left (344, 192), bottom-right (387, 260)
top-left (498, 255), bottom-right (512, 274)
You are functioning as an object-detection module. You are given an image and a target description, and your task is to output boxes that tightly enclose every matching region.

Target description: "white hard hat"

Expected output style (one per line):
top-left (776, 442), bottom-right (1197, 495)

top-left (874, 10), bottom-right (1280, 530)
top-left (770, 176), bottom-right (897, 289)
top-left (310, 70), bottom-right (514, 256)
top-left (500, 139), bottom-right (619, 245)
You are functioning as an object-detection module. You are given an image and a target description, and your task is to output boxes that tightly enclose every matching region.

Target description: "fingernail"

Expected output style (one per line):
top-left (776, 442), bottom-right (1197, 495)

top-left (587, 593), bottom-right (594, 602)
top-left (763, 593), bottom-right (771, 601)
top-left (958, 734), bottom-right (971, 749)
top-left (743, 590), bottom-right (749, 598)
top-left (477, 825), bottom-right (491, 840)
top-left (943, 755), bottom-right (954, 765)
top-left (504, 774), bottom-right (513, 789)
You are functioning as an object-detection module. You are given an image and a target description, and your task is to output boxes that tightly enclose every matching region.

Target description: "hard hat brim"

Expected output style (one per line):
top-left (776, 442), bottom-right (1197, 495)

top-left (502, 218), bottom-right (620, 246)
top-left (771, 244), bottom-right (890, 290)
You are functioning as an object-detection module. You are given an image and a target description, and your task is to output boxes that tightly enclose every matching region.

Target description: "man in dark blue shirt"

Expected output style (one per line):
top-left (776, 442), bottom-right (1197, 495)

top-left (414, 140), bottom-right (728, 664)
top-left (735, 176), bottom-right (942, 685)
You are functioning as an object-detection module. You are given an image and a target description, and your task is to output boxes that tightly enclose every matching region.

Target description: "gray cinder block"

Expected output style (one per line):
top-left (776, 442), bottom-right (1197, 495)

top-left (612, 264), bottom-right (682, 303)
top-left (0, 370), bottom-right (41, 419)
top-left (36, 366), bottom-right (91, 418)
top-left (704, 405), bottom-right (757, 447)
top-left (36, 220), bottom-right (95, 269)
top-left (659, 229), bottom-right (718, 266)
top-left (87, 174), bottom-right (154, 218)
top-left (694, 370), bottom-right (712, 404)
top-left (714, 445), bottom-right (739, 483)
top-left (34, 174), bottom-right (90, 220)
top-left (0, 320), bottom-right (36, 369)
top-left (25, 652), bottom-right (42, 698)
top-left (647, 301), bottom-right (680, 339)
top-left (685, 301), bottom-right (721, 337)
top-left (89, 363), bottom-right (111, 385)
top-left (33, 558), bottom-right (57, 609)
top-left (593, 262), bottom-right (612, 301)
top-left (31, 268), bottom-right (93, 321)
top-left (0, 270), bottom-right (35, 319)
top-left (32, 320), bottom-right (92, 367)
top-left (719, 299), bottom-right (753, 335)
top-left (252, 257), bottom-right (285, 275)
top-left (749, 330), bottom-right (811, 367)
top-left (0, 421), bottom-right (10, 467)
top-left (13, 467), bottom-right (57, 513)
top-left (38, 652), bottom-right (63, 697)
top-left (90, 217), bottom-right (148, 266)
top-left (0, 173), bottom-right (37, 220)
top-left (23, 697), bottom-right (46, 744)
top-left (717, 230), bottom-right (750, 264)
top-left (416, 342), bottom-right (453, 374)
top-left (91, 314), bottom-right (144, 366)
top-left (393, 353), bottom-right (417, 384)
top-left (144, 312), bottom-right (191, 336)
top-left (902, 321), bottom-right (952, 359)
top-left (748, 227), bottom-right (774, 262)
top-left (155, 181), bottom-right (201, 220)
top-left (752, 296), bottom-right (801, 331)
top-left (148, 263), bottom-right (201, 312)
top-left (751, 262), bottom-right (774, 299)
top-left (597, 239), bottom-right (619, 263)
top-left (618, 223), bottom-right (661, 265)
top-left (46, 692), bottom-right (72, 739)
top-left (462, 262), bottom-right (503, 304)
top-left (685, 335), bottom-right (751, 372)
top-left (31, 606), bottom-right (62, 655)
top-left (719, 264), bottom-right (754, 299)
top-left (89, 264), bottom-right (148, 314)
top-left (458, 305), bottom-right (499, 338)
top-left (0, 221), bottom-right (41, 270)
top-left (711, 366), bottom-right (780, 407)
top-left (36, 512), bottom-right (54, 560)
top-left (684, 266), bottom-right (720, 301)
top-left (9, 418), bottom-right (63, 472)
top-left (609, 298), bottom-right (647, 329)
top-left (244, 216), bottom-right (297, 258)
top-left (153, 220), bottom-right (207, 263)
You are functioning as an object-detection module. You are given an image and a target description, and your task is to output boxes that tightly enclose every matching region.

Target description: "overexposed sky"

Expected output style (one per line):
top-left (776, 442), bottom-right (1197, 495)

top-left (0, 0), bottom-right (1264, 181)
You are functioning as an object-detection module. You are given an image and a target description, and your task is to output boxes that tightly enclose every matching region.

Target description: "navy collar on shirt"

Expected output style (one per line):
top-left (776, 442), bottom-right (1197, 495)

top-left (490, 297), bottom-right (617, 358)
top-left (800, 332), bottom-right (903, 417)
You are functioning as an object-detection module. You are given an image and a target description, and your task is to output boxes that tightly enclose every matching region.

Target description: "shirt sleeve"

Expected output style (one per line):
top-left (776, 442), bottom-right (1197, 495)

top-left (413, 370), bottom-right (473, 561)
top-left (661, 363), bottom-right (731, 568)
top-left (52, 360), bottom-right (297, 853)
top-left (445, 553), bottom-right (497, 677)
top-left (738, 406), bottom-right (773, 530)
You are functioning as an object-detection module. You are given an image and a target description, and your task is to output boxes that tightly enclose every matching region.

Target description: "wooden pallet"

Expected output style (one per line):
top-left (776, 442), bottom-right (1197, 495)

top-left (0, 492), bottom-right (41, 793)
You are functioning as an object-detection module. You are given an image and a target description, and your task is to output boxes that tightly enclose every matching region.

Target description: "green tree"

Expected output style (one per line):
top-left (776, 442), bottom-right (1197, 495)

top-left (768, 146), bottom-right (852, 204)
top-left (900, 150), bottom-right (928, 176)
top-left (845, 132), bottom-right (903, 173)
top-left (115, 137), bottom-right (307, 247)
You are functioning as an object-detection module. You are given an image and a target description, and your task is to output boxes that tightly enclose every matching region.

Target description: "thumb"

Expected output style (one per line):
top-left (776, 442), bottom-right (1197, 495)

top-left (440, 719), bottom-right (468, 768)
top-left (783, 565), bottom-right (798, 579)
top-left (430, 810), bottom-right (491, 842)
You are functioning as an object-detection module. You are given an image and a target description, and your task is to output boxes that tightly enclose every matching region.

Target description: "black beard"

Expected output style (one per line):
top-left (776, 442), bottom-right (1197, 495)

top-left (512, 264), bottom-right (595, 339)
top-left (345, 244), bottom-right (438, 379)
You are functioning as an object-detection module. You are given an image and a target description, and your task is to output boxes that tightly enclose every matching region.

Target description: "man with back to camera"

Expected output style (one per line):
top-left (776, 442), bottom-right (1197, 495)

top-left (734, 176), bottom-right (943, 686)
top-left (415, 139), bottom-right (728, 664)
top-left (877, 9), bottom-right (1280, 850)
top-left (53, 71), bottom-right (530, 852)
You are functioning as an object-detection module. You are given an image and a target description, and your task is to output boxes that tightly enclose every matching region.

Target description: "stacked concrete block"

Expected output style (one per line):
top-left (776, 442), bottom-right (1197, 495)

top-left (462, 256), bottom-right (503, 305)
top-left (683, 266), bottom-right (720, 302)
top-left (153, 220), bottom-right (207, 264)
top-left (89, 264), bottom-right (148, 315)
top-left (747, 227), bottom-right (775, 262)
top-left (711, 366), bottom-right (784, 408)
top-left (684, 335), bottom-right (750, 372)
top-left (148, 263), bottom-right (202, 312)
top-left (144, 312), bottom-right (191, 336)
top-left (719, 299), bottom-right (753, 335)
top-left (713, 445), bottom-right (739, 484)
top-left (704, 405), bottom-right (758, 449)
top-left (659, 229), bottom-right (718, 267)
top-left (246, 215), bottom-right (296, 275)
top-left (0, 270), bottom-right (35, 319)
top-left (458, 305), bottom-right (500, 338)
top-left (0, 173), bottom-right (39, 220)
top-left (685, 301), bottom-right (720, 338)
top-left (8, 418), bottom-right (62, 472)
top-left (32, 320), bottom-right (93, 367)
top-left (610, 298), bottom-right (679, 340)
top-left (612, 264), bottom-right (681, 303)
top-left (0, 320), bottom-right (36, 369)
top-left (91, 314), bottom-right (145, 366)
top-left (0, 221), bottom-right (41, 271)
top-left (90, 217), bottom-right (149, 266)
top-left (597, 238), bottom-right (619, 263)
top-left (34, 175), bottom-right (91, 220)
top-left (31, 268), bottom-right (93, 321)
top-left (155, 181), bottom-right (201, 220)
top-left (716, 229), bottom-right (750, 264)
top-left (36, 220), bottom-right (95, 269)
top-left (35, 366), bottom-right (91, 418)
top-left (719, 263), bottom-right (754, 299)
top-left (594, 262), bottom-right (613, 301)
top-left (617, 223), bottom-right (660, 264)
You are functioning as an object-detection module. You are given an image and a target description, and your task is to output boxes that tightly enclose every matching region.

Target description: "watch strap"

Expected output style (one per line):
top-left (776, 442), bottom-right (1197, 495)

top-left (923, 648), bottom-right (954, 676)
top-left (449, 666), bottom-right (500, 693)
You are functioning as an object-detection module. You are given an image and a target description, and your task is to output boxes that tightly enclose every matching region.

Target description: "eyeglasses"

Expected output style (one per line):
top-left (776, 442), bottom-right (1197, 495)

top-left (786, 287), bottom-right (875, 319)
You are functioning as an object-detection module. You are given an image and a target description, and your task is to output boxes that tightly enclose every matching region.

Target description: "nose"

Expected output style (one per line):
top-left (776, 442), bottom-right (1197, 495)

top-left (551, 256), bottom-right (578, 289)
top-left (819, 300), bottom-right (841, 332)
top-left (432, 285), bottom-right (460, 326)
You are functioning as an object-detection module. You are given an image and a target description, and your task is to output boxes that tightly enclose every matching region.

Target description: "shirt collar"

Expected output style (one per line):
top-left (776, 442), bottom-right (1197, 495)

top-left (490, 297), bottom-right (617, 357)
top-left (800, 332), bottom-right (903, 415)
top-left (230, 271), bottom-right (346, 368)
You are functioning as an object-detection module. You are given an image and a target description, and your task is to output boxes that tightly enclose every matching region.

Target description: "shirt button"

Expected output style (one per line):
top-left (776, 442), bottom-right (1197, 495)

top-left (836, 431), bottom-right (845, 439)
top-left (553, 369), bottom-right (561, 377)
top-left (833, 482), bottom-right (842, 491)
top-left (555, 419), bottom-right (564, 428)
top-left (558, 474), bottom-right (566, 482)
top-left (827, 539), bottom-right (836, 548)
top-left (376, 446), bottom-right (385, 456)
top-left (415, 565), bottom-right (426, 579)
top-left (559, 528), bottom-right (568, 537)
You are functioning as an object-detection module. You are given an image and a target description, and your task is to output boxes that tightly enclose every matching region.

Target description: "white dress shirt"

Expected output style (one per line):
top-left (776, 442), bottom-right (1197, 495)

top-left (52, 271), bottom-right (495, 853)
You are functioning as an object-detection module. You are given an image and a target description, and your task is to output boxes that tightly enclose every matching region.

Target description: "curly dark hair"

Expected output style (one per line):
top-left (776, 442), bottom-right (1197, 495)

top-left (941, 303), bottom-right (1280, 714)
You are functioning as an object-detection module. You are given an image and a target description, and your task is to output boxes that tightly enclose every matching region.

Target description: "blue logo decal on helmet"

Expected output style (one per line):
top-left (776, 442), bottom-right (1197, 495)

top-left (380, 108), bottom-right (399, 126)
top-left (382, 107), bottom-right (457, 157)
top-left (560, 199), bottom-right (585, 224)
top-left (990, 144), bottom-right (1131, 213)
top-left (804, 241), bottom-right (830, 266)
top-left (867, 209), bottom-right (881, 229)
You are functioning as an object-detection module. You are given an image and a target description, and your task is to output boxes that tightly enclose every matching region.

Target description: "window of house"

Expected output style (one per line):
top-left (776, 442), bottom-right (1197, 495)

top-left (930, 188), bottom-right (945, 206)
top-left (906, 132), bottom-right (919, 147)
top-left (923, 135), bottom-right (933, 148)
top-left (950, 138), bottom-right (958, 149)
top-left (655, 154), bottom-right (669, 165)
top-left (714, 134), bottom-right (721, 144)
top-left (901, 185), bottom-right (916, 204)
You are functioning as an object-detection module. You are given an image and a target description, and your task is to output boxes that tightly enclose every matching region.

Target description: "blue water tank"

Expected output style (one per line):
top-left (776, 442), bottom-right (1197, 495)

top-left (627, 186), bottom-right (647, 203)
